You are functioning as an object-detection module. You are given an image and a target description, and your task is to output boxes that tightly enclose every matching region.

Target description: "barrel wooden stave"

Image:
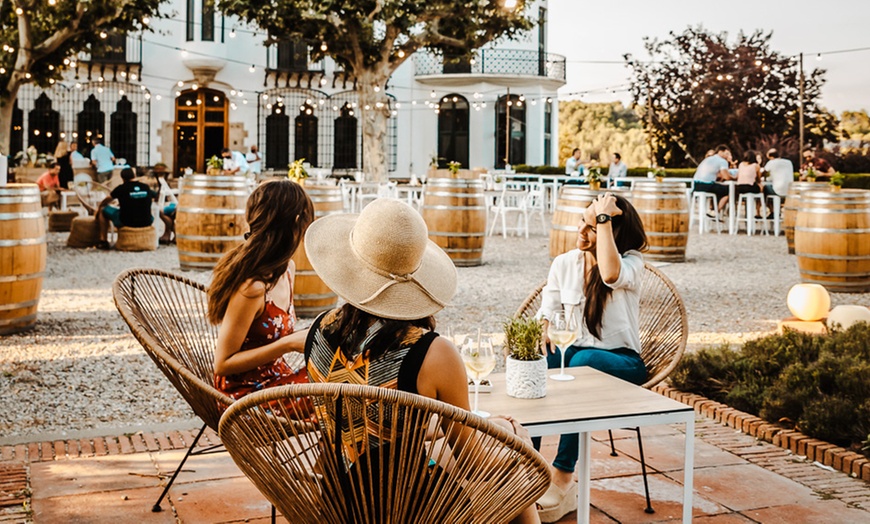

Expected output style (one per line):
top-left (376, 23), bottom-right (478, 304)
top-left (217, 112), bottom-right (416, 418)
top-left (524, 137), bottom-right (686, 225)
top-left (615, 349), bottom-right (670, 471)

top-left (291, 185), bottom-right (343, 316)
top-left (548, 186), bottom-right (614, 259)
top-left (422, 178), bottom-right (486, 267)
top-left (631, 182), bottom-right (689, 262)
top-left (794, 189), bottom-right (870, 293)
top-left (783, 182), bottom-right (827, 254)
top-left (175, 176), bottom-right (249, 271)
top-left (0, 184), bottom-right (47, 335)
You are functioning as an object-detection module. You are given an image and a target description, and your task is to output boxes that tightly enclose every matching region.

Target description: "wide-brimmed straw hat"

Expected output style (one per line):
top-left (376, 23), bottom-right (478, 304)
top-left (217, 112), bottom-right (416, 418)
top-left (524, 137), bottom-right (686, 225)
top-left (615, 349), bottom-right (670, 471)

top-left (304, 198), bottom-right (457, 320)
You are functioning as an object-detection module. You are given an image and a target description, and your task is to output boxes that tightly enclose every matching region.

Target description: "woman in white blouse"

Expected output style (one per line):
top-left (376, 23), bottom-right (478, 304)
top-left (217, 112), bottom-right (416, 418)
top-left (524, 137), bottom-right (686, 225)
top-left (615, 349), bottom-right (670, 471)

top-left (534, 192), bottom-right (648, 523)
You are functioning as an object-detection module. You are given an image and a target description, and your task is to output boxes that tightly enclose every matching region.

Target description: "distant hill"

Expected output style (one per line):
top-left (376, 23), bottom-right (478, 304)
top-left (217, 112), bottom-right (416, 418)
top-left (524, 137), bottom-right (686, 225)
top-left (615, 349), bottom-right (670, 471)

top-left (558, 100), bottom-right (651, 168)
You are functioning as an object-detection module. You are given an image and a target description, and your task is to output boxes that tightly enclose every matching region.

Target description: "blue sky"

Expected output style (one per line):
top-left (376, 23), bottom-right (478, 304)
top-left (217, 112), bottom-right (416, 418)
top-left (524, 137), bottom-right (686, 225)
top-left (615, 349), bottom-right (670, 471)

top-left (549, 0), bottom-right (870, 114)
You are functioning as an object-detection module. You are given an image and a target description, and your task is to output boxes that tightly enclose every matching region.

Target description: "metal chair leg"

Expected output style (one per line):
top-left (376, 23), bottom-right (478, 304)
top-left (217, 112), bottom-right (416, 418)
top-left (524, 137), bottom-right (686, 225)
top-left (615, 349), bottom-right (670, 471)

top-left (272, 504), bottom-right (277, 524)
top-left (152, 423), bottom-right (207, 512)
top-left (635, 427), bottom-right (655, 514)
top-left (607, 429), bottom-right (618, 456)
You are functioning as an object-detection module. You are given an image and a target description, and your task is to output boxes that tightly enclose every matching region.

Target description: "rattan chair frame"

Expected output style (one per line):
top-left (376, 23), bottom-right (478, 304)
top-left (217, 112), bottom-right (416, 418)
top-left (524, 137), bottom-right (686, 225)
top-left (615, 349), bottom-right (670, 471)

top-left (112, 268), bottom-right (233, 513)
top-left (219, 382), bottom-right (551, 524)
top-left (514, 261), bottom-right (688, 514)
top-left (73, 180), bottom-right (113, 216)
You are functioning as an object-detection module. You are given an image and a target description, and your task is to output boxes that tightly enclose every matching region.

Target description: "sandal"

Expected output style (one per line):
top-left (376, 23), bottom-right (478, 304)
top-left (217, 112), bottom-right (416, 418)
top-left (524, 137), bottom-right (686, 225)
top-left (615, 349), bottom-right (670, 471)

top-left (96, 240), bottom-right (111, 251)
top-left (159, 238), bottom-right (171, 245)
top-left (536, 480), bottom-right (578, 523)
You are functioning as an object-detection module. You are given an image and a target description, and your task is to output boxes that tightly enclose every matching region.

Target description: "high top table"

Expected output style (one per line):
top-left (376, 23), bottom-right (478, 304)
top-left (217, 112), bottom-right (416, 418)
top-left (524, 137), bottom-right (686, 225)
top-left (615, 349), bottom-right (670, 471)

top-left (478, 367), bottom-right (695, 524)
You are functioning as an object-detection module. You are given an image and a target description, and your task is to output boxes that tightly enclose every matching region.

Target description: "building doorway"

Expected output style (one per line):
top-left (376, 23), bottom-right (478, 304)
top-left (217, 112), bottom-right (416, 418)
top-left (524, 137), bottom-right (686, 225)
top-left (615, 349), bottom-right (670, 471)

top-left (174, 88), bottom-right (228, 175)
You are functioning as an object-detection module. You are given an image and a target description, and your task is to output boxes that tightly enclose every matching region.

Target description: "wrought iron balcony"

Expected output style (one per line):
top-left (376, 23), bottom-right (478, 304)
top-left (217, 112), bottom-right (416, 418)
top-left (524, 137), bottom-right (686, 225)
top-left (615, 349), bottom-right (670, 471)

top-left (414, 49), bottom-right (566, 82)
top-left (79, 33), bottom-right (142, 65)
top-left (266, 41), bottom-right (324, 74)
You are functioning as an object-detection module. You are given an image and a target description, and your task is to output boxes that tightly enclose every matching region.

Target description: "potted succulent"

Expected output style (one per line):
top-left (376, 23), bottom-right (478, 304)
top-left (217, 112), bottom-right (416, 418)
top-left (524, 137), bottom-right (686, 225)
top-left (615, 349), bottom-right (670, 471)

top-left (206, 155), bottom-right (224, 175)
top-left (288, 158), bottom-right (309, 184)
top-left (805, 165), bottom-right (816, 183)
top-left (447, 160), bottom-right (462, 178)
top-left (830, 172), bottom-right (845, 192)
top-left (503, 316), bottom-right (547, 399)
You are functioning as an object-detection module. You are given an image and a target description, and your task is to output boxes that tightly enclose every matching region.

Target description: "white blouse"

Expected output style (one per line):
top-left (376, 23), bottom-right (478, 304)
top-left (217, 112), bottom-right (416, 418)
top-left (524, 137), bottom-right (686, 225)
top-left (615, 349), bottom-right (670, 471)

top-left (537, 249), bottom-right (644, 353)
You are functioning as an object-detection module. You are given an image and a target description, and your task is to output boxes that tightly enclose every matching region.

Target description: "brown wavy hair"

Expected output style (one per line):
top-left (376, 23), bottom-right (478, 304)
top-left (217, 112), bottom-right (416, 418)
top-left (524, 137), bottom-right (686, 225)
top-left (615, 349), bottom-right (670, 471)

top-left (584, 195), bottom-right (647, 339)
top-left (207, 179), bottom-right (314, 324)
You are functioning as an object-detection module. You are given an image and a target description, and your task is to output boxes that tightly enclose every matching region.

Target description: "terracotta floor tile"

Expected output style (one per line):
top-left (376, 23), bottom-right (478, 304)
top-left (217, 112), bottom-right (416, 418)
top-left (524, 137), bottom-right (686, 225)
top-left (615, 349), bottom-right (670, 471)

top-left (659, 513), bottom-right (757, 523)
top-left (550, 504), bottom-right (620, 523)
top-left (31, 485), bottom-right (175, 524)
top-left (30, 453), bottom-right (161, 499)
top-left (613, 434), bottom-right (749, 472)
top-left (170, 475), bottom-right (273, 523)
top-left (590, 440), bottom-right (650, 479)
top-left (590, 473), bottom-right (726, 523)
top-left (151, 449), bottom-right (244, 484)
top-left (666, 463), bottom-right (820, 511)
top-left (741, 500), bottom-right (870, 524)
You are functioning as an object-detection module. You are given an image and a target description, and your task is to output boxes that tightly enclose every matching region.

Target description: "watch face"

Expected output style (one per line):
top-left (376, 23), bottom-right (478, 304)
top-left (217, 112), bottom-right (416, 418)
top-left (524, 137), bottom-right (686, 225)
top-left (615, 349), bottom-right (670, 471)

top-left (596, 214), bottom-right (611, 224)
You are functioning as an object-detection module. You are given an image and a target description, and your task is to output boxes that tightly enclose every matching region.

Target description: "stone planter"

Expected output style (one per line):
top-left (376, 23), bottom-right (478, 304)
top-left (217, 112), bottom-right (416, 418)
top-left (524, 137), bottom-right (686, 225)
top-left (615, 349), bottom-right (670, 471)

top-left (505, 356), bottom-right (547, 399)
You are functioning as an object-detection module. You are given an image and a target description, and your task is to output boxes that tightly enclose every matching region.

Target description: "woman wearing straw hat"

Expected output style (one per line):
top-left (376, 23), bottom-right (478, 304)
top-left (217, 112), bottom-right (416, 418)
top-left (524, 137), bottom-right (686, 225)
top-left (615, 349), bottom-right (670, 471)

top-left (208, 179), bottom-right (315, 411)
top-left (304, 198), bottom-right (541, 524)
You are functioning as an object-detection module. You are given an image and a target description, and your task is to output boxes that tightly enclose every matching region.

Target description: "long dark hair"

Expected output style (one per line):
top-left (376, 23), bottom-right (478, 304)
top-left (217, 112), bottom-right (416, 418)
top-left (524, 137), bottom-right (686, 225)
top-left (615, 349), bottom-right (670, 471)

top-left (324, 304), bottom-right (435, 362)
top-left (208, 179), bottom-right (314, 324)
top-left (584, 195), bottom-right (647, 339)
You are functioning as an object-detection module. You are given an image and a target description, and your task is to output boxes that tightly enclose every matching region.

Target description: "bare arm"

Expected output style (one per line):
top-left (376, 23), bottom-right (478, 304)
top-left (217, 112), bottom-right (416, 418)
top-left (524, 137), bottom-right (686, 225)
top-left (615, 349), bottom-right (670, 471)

top-left (587, 193), bottom-right (622, 284)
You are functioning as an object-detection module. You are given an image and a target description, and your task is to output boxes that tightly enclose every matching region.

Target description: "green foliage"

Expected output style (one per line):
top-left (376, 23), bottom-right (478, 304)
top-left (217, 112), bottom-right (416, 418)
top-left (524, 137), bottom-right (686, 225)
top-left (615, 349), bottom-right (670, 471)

top-left (503, 316), bottom-right (543, 362)
top-left (447, 161), bottom-right (461, 176)
top-left (672, 324), bottom-right (870, 456)
top-left (558, 101), bottom-right (650, 168)
top-left (843, 174), bottom-right (870, 189)
top-left (839, 110), bottom-right (870, 143)
top-left (512, 164), bottom-right (565, 175)
top-left (625, 27), bottom-right (838, 167)
top-left (287, 159), bottom-right (309, 181)
top-left (830, 173), bottom-right (845, 187)
top-left (207, 156), bottom-right (224, 170)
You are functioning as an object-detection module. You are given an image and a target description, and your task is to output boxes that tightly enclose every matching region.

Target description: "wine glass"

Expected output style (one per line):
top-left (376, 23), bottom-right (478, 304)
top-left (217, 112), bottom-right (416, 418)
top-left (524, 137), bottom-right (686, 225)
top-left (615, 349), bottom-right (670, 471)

top-left (460, 335), bottom-right (496, 417)
top-left (548, 309), bottom-right (578, 381)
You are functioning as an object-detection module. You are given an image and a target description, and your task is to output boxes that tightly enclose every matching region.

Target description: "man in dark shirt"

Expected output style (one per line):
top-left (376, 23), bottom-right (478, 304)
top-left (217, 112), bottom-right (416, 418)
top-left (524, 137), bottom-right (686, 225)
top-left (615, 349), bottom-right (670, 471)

top-left (800, 149), bottom-right (835, 181)
top-left (96, 168), bottom-right (157, 249)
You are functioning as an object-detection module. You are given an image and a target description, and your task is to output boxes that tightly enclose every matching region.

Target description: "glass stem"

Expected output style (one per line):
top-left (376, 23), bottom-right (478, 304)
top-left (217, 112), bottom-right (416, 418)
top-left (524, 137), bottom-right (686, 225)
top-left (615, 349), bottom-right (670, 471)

top-left (559, 345), bottom-right (566, 375)
top-left (473, 381), bottom-right (480, 412)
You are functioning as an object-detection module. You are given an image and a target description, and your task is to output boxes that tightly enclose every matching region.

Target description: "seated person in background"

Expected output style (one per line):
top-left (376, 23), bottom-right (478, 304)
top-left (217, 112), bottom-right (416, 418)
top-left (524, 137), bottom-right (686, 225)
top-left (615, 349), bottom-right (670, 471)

top-left (565, 148), bottom-right (585, 178)
top-left (37, 162), bottom-right (63, 209)
top-left (735, 150), bottom-right (765, 218)
top-left (96, 168), bottom-right (159, 250)
top-left (800, 148), bottom-right (835, 181)
top-left (159, 203), bottom-right (176, 245)
top-left (692, 144), bottom-right (734, 215)
top-left (763, 148), bottom-right (794, 206)
top-left (608, 152), bottom-right (627, 185)
top-left (304, 199), bottom-right (541, 524)
top-left (221, 147), bottom-right (249, 176)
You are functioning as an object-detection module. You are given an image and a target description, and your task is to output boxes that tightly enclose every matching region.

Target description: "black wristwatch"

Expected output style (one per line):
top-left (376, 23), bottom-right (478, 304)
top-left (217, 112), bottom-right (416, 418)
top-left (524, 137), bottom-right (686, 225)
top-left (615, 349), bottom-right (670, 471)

top-left (596, 213), bottom-right (612, 224)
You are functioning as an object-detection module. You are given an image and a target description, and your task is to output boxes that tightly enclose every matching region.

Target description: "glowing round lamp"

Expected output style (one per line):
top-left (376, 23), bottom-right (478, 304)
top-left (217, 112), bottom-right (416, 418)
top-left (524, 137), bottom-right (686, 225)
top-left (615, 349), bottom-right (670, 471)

top-left (826, 305), bottom-right (870, 330)
top-left (786, 284), bottom-right (830, 321)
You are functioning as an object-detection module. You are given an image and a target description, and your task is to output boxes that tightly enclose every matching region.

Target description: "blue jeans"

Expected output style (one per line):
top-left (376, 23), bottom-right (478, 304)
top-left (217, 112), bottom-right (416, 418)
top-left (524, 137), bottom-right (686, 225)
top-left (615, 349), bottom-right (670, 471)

top-left (532, 346), bottom-right (647, 473)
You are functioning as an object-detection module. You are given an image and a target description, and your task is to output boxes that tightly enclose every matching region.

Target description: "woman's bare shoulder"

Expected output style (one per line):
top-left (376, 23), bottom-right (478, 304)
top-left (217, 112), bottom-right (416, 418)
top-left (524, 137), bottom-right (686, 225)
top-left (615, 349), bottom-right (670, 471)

top-left (238, 279), bottom-right (266, 300)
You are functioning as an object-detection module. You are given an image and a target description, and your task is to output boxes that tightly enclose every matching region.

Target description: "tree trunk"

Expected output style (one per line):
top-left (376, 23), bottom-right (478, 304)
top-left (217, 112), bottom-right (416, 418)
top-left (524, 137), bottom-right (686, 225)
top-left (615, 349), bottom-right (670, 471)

top-left (357, 71), bottom-right (391, 183)
top-left (0, 83), bottom-right (21, 156)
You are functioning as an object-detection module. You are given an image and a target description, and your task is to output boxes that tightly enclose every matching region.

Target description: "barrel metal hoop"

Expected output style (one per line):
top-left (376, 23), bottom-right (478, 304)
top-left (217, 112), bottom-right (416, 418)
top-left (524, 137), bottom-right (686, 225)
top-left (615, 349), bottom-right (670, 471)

top-left (177, 207), bottom-right (246, 215)
top-left (795, 227), bottom-right (870, 234)
top-left (422, 205), bottom-right (486, 211)
top-left (425, 191), bottom-right (485, 198)
top-left (0, 313), bottom-right (37, 328)
top-left (0, 299), bottom-right (39, 311)
top-left (796, 208), bottom-right (870, 214)
top-left (638, 209), bottom-right (690, 215)
top-left (795, 252), bottom-right (870, 261)
top-left (0, 196), bottom-right (40, 204)
top-left (443, 247), bottom-right (483, 253)
top-left (553, 207), bottom-right (585, 214)
top-left (182, 189), bottom-right (250, 197)
top-left (175, 234), bottom-right (244, 242)
top-left (429, 231), bottom-right (487, 238)
top-left (645, 231), bottom-right (689, 237)
top-left (798, 268), bottom-right (870, 278)
top-left (0, 211), bottom-right (43, 220)
top-left (551, 224), bottom-right (579, 232)
top-left (0, 236), bottom-right (46, 247)
top-left (0, 271), bottom-right (45, 283)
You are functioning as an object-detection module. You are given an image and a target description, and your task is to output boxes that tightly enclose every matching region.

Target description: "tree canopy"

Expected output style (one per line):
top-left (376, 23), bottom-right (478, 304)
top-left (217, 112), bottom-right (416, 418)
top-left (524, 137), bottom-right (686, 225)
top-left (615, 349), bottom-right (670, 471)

top-left (0, 0), bottom-right (164, 154)
top-left (219, 0), bottom-right (535, 180)
top-left (625, 27), bottom-right (838, 167)
top-left (558, 100), bottom-right (649, 168)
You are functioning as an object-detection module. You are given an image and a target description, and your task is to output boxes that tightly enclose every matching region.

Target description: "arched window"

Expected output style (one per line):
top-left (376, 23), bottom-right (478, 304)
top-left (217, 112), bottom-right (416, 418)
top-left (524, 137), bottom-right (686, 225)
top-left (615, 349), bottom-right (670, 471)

top-left (495, 94), bottom-right (525, 168)
top-left (437, 94), bottom-right (469, 169)
top-left (334, 103), bottom-right (357, 169)
top-left (77, 94), bottom-right (105, 154)
top-left (110, 96), bottom-right (137, 166)
top-left (28, 93), bottom-right (60, 156)
top-left (266, 102), bottom-right (289, 169)
top-left (294, 103), bottom-right (318, 166)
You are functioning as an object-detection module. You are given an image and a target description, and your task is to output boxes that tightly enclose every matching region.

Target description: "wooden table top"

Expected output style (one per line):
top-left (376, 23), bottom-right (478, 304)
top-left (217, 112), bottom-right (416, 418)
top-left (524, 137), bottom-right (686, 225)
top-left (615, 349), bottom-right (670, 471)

top-left (477, 367), bottom-right (691, 427)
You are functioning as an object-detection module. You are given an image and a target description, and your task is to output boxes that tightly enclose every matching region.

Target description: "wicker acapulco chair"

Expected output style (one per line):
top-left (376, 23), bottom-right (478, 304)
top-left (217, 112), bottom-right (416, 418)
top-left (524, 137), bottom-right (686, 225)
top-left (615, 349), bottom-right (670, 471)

top-left (219, 383), bottom-right (552, 524)
top-left (515, 262), bottom-right (689, 514)
top-left (112, 268), bottom-right (232, 514)
top-left (73, 180), bottom-right (112, 216)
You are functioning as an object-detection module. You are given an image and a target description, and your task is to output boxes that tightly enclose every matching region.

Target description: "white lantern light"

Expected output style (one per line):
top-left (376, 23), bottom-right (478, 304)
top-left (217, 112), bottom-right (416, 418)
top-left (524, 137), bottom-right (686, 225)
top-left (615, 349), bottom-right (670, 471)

top-left (826, 305), bottom-right (870, 331)
top-left (786, 284), bottom-right (831, 322)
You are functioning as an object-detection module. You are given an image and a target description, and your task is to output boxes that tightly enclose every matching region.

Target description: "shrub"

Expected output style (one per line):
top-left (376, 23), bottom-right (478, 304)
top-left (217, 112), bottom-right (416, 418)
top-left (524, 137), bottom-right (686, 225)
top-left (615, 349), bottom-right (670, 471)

top-left (672, 323), bottom-right (870, 456)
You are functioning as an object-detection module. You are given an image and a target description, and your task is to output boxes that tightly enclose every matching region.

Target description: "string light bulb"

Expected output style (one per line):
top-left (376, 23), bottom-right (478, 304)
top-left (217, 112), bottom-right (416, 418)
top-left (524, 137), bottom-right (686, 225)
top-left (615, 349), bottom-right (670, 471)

top-left (398, 50), bottom-right (405, 58)
top-left (503, 0), bottom-right (517, 8)
top-left (229, 28), bottom-right (237, 38)
top-left (249, 64), bottom-right (256, 73)
top-left (15, 7), bottom-right (23, 15)
top-left (320, 42), bottom-right (328, 52)
top-left (142, 16), bottom-right (150, 25)
top-left (816, 53), bottom-right (822, 61)
top-left (100, 31), bottom-right (108, 39)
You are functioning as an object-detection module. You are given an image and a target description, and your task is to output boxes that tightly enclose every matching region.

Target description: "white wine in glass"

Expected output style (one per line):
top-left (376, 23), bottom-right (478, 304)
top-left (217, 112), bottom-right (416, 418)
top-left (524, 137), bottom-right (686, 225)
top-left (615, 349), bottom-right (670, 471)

top-left (460, 336), bottom-right (495, 417)
top-left (548, 310), bottom-right (578, 381)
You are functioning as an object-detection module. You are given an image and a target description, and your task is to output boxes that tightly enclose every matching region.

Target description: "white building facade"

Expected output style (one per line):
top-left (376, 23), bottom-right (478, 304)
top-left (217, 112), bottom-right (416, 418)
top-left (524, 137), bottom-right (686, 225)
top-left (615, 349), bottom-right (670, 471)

top-left (12, 0), bottom-right (564, 177)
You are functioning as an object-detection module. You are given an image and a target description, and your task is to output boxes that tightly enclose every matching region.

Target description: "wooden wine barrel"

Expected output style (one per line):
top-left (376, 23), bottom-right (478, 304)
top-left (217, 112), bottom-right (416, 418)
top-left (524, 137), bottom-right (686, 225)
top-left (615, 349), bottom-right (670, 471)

top-left (783, 182), bottom-right (827, 254)
top-left (794, 189), bottom-right (870, 292)
top-left (631, 181), bottom-right (689, 262)
top-left (422, 178), bottom-right (486, 267)
top-left (291, 185), bottom-right (343, 317)
top-left (175, 175), bottom-right (250, 270)
top-left (549, 186), bottom-right (614, 258)
top-left (0, 184), bottom-right (46, 335)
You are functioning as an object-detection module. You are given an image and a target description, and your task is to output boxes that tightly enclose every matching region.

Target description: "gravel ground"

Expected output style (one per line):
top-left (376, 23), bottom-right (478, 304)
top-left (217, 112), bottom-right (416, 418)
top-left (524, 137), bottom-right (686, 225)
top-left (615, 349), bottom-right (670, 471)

top-left (2, 221), bottom-right (869, 443)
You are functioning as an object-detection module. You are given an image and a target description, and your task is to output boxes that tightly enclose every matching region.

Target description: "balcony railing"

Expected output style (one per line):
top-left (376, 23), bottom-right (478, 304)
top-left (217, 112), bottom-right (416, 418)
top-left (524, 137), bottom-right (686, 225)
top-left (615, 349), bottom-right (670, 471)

top-left (79, 33), bottom-right (142, 65)
top-left (414, 49), bottom-right (566, 82)
top-left (266, 41), bottom-right (324, 73)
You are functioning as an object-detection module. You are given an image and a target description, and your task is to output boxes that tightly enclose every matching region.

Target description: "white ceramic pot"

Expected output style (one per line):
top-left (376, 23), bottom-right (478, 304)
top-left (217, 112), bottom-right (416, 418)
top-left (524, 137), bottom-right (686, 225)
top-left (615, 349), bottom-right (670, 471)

top-left (505, 356), bottom-right (547, 399)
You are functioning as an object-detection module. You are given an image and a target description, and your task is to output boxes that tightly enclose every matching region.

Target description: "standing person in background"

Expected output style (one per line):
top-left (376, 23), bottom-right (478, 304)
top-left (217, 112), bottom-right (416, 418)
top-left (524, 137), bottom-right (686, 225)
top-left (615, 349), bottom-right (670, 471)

top-left (90, 138), bottom-right (116, 183)
top-left (800, 148), bottom-right (835, 181)
top-left (565, 148), bottom-right (585, 177)
top-left (54, 141), bottom-right (74, 189)
top-left (608, 152), bottom-right (627, 186)
top-left (221, 147), bottom-right (249, 176)
top-left (763, 148), bottom-right (794, 207)
top-left (69, 141), bottom-right (87, 166)
top-left (246, 145), bottom-right (262, 177)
